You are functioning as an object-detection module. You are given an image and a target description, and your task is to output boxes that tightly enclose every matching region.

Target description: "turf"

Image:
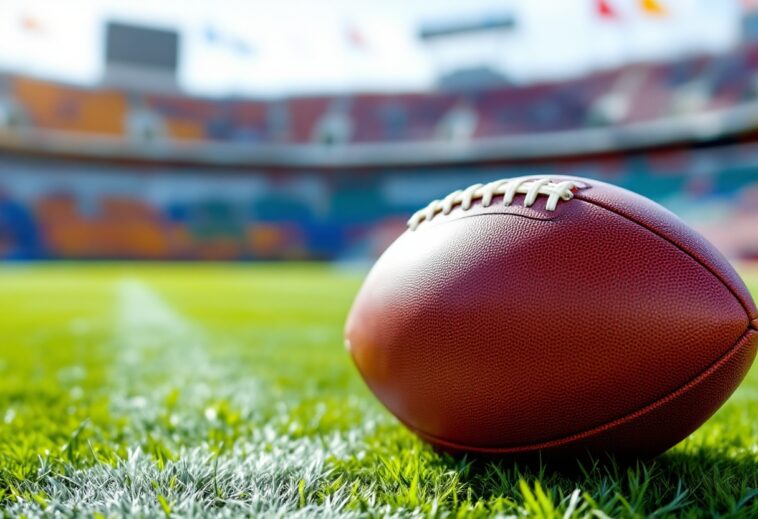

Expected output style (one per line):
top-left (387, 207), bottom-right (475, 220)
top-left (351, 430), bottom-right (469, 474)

top-left (0, 263), bottom-right (755, 518)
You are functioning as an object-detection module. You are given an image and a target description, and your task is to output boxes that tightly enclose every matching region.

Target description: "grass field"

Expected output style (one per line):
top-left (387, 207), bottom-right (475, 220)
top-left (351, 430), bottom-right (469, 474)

top-left (0, 263), bottom-right (755, 518)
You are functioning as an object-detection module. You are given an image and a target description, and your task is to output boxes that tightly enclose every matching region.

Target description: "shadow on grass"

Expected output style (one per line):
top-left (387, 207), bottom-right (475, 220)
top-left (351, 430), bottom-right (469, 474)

top-left (332, 418), bottom-right (757, 515)
top-left (435, 445), bottom-right (758, 515)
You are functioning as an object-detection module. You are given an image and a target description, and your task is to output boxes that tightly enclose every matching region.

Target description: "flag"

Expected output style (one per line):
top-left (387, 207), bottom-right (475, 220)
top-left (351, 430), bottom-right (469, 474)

top-left (640, 0), bottom-right (667, 16)
top-left (596, 0), bottom-right (619, 20)
top-left (231, 38), bottom-right (254, 58)
top-left (19, 15), bottom-right (46, 35)
top-left (344, 23), bottom-right (368, 52)
top-left (204, 24), bottom-right (255, 58)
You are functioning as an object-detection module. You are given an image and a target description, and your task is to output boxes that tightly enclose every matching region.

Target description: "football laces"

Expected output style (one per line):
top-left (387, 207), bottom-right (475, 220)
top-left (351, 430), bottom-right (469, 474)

top-left (407, 177), bottom-right (586, 230)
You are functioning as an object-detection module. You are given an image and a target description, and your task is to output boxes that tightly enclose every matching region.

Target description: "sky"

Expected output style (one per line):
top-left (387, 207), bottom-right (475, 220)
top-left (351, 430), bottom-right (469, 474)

top-left (0, 0), bottom-right (745, 97)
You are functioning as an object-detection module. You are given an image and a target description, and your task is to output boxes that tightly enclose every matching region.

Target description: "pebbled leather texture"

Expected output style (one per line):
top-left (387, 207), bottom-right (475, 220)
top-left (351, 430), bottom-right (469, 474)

top-left (573, 179), bottom-right (757, 321)
top-left (345, 176), bottom-right (758, 456)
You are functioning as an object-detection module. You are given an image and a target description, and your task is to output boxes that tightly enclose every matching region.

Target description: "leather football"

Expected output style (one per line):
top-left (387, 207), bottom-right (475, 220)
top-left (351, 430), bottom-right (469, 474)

top-left (345, 176), bottom-right (758, 457)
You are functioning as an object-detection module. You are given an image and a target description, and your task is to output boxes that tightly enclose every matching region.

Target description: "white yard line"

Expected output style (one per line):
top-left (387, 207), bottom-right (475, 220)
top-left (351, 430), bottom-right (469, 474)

top-left (110, 279), bottom-right (217, 422)
top-left (8, 433), bottom-right (371, 518)
top-left (111, 279), bottom-right (268, 428)
top-left (7, 278), bottom-right (375, 518)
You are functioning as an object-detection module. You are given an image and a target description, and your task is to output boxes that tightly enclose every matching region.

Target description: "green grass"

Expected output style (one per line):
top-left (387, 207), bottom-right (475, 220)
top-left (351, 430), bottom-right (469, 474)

top-left (0, 263), bottom-right (755, 518)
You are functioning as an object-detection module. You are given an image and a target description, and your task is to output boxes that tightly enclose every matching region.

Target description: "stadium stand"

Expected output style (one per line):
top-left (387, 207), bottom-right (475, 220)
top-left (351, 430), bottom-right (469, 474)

top-left (4, 43), bottom-right (758, 144)
top-left (13, 77), bottom-right (127, 136)
top-left (0, 141), bottom-right (755, 261)
top-left (0, 43), bottom-right (756, 261)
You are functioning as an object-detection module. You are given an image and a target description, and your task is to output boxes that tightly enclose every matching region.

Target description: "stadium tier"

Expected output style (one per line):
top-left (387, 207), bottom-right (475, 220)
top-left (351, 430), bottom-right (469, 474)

top-left (2, 43), bottom-right (758, 151)
top-left (0, 43), bottom-right (756, 261)
top-left (0, 143), bottom-right (756, 261)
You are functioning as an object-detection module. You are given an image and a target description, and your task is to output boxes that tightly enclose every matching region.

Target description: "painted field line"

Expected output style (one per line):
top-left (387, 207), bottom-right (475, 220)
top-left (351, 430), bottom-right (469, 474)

top-left (6, 278), bottom-right (372, 517)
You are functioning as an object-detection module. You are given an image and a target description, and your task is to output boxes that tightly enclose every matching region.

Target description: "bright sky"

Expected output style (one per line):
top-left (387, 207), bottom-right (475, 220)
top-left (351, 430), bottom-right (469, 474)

top-left (0, 0), bottom-right (744, 97)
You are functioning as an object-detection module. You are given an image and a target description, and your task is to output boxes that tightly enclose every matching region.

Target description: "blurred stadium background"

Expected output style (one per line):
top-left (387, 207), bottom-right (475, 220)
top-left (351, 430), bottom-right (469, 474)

top-left (0, 0), bottom-right (756, 263)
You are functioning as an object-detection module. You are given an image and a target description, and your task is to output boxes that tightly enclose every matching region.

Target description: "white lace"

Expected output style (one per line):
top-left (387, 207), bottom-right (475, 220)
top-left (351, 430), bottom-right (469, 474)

top-left (407, 177), bottom-right (585, 230)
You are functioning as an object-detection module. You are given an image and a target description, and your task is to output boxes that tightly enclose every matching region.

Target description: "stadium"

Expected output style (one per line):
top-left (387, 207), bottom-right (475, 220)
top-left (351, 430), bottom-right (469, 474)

top-left (0, 0), bottom-right (756, 516)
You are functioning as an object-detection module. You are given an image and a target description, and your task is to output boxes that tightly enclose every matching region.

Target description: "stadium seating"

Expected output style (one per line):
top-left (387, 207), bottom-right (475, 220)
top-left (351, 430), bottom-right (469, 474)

top-left (3, 42), bottom-right (758, 145)
top-left (12, 77), bottom-right (127, 135)
top-left (0, 43), bottom-right (757, 261)
top-left (0, 141), bottom-right (753, 261)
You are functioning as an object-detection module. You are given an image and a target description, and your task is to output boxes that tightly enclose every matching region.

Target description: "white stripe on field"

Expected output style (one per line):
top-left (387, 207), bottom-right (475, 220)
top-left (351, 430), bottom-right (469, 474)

top-left (111, 279), bottom-right (214, 417)
top-left (7, 431), bottom-right (375, 518)
top-left (7, 278), bottom-right (379, 518)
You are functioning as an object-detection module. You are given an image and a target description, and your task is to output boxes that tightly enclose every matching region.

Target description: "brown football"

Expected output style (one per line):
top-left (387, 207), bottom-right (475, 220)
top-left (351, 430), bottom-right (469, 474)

top-left (345, 176), bottom-right (757, 457)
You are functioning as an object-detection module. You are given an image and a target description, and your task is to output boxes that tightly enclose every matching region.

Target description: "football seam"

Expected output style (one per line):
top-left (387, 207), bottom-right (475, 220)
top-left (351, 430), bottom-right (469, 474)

top-left (431, 211), bottom-right (559, 225)
top-left (409, 198), bottom-right (754, 322)
top-left (398, 327), bottom-right (756, 454)
top-left (577, 197), bottom-right (756, 323)
top-left (407, 178), bottom-right (584, 230)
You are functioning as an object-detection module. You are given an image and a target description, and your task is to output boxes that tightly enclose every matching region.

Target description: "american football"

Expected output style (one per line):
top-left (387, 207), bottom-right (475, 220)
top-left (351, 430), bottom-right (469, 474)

top-left (3, 0), bottom-right (758, 516)
top-left (346, 176), bottom-right (758, 456)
